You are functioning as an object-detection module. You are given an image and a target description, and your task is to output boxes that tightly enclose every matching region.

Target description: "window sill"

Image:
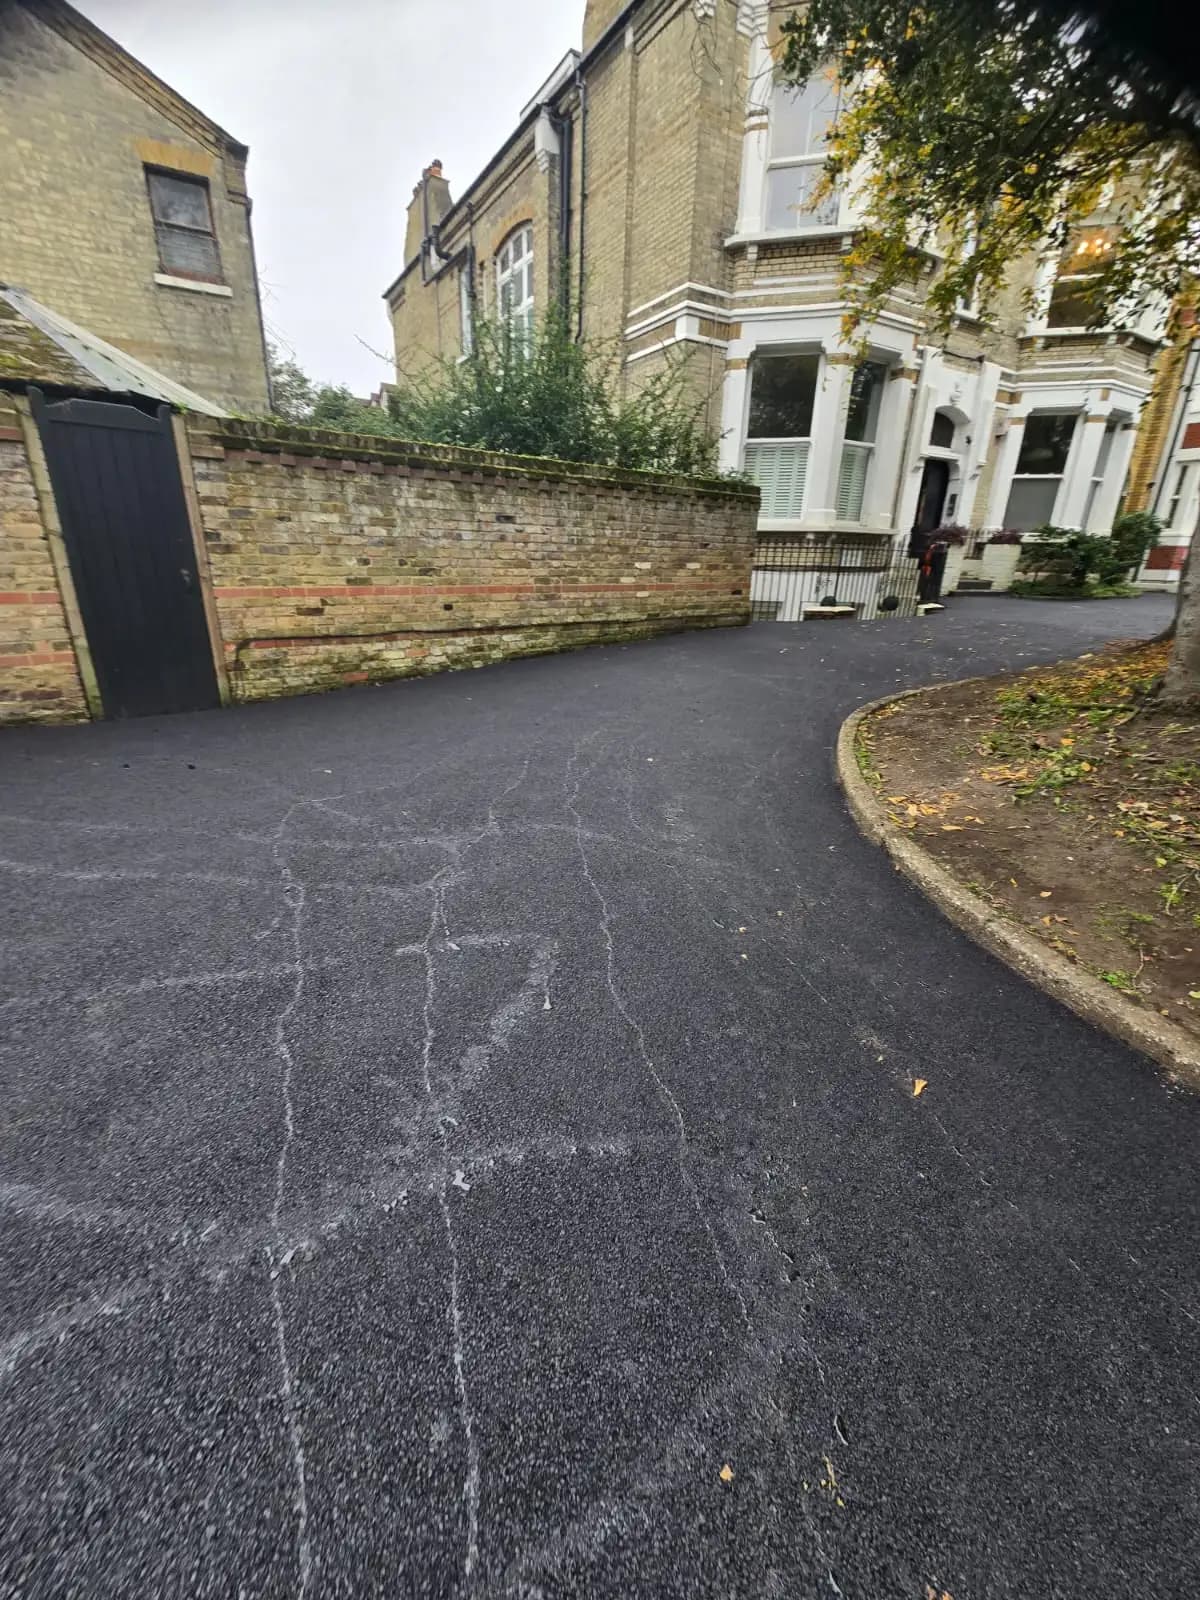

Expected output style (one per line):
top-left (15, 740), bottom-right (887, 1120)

top-left (154, 273), bottom-right (232, 297)
top-left (756, 517), bottom-right (892, 535)
top-left (724, 226), bottom-right (854, 250)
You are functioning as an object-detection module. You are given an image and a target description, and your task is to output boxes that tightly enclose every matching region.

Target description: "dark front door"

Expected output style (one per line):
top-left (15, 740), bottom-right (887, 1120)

top-left (32, 393), bottom-right (219, 719)
top-left (913, 457), bottom-right (950, 537)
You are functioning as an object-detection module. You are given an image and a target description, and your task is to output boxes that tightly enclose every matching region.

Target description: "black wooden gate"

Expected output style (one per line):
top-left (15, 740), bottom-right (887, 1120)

top-left (32, 393), bottom-right (219, 718)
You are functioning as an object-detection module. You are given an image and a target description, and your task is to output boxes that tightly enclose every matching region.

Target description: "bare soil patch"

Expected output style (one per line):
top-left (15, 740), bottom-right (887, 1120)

top-left (860, 640), bottom-right (1200, 1041)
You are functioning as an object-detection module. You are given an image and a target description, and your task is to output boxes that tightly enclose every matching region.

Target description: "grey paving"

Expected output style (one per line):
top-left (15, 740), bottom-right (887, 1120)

top-left (1, 594), bottom-right (1196, 1599)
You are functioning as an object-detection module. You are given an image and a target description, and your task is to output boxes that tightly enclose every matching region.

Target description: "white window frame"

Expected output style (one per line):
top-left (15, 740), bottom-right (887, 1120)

top-left (1082, 418), bottom-right (1119, 528)
top-left (1003, 412), bottom-right (1079, 530)
top-left (836, 360), bottom-right (888, 523)
top-left (742, 350), bottom-right (823, 518)
top-left (496, 224), bottom-right (534, 340)
top-left (459, 262), bottom-right (474, 357)
top-left (1166, 463), bottom-right (1199, 533)
top-left (763, 73), bottom-right (840, 234)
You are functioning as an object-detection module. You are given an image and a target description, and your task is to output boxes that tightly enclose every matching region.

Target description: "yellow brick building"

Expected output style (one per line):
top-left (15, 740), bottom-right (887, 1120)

top-left (0, 0), bottom-right (270, 414)
top-left (387, 0), bottom-right (1168, 568)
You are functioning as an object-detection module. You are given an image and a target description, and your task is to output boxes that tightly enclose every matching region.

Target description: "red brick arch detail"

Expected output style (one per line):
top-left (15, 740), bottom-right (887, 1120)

top-left (489, 216), bottom-right (535, 260)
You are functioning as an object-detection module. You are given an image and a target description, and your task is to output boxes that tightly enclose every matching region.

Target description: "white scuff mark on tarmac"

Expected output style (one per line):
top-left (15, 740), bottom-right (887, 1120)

top-left (441, 1188), bottom-right (481, 1586)
top-left (0, 857), bottom-right (266, 889)
top-left (253, 909), bottom-right (286, 943)
top-left (420, 867), bottom-right (480, 1585)
top-left (265, 802), bottom-right (313, 1600)
top-left (2, 935), bottom-right (533, 1015)
top-left (0, 957), bottom-right (347, 1013)
top-left (564, 737), bottom-right (752, 1336)
top-left (458, 941), bottom-right (557, 1096)
top-left (413, 752), bottom-right (533, 1592)
top-left (0, 1282), bottom-right (145, 1383)
top-left (0, 810), bottom-right (274, 847)
top-left (0, 1180), bottom-right (145, 1234)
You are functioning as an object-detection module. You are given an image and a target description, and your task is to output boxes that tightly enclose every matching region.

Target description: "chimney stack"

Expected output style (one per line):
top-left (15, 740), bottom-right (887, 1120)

top-left (404, 160), bottom-right (453, 265)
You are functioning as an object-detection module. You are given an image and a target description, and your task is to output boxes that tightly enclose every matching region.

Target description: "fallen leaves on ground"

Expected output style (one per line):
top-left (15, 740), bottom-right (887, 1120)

top-left (863, 639), bottom-right (1200, 1033)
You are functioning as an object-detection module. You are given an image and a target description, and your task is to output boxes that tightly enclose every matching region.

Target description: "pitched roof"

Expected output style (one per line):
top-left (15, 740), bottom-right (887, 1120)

top-left (23, 0), bottom-right (248, 158)
top-left (0, 285), bottom-right (228, 415)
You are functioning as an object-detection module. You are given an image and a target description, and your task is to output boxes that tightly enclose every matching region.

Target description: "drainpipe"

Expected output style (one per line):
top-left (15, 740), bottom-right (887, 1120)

top-left (420, 170), bottom-right (431, 285)
top-left (574, 68), bottom-right (588, 341)
top-left (550, 107), bottom-right (573, 319)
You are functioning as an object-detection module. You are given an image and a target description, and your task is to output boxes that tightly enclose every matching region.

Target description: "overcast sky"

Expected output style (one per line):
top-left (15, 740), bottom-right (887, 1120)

top-left (81, 0), bottom-right (585, 394)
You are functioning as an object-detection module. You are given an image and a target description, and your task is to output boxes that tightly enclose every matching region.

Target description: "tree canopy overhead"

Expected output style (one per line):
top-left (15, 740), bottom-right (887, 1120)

top-left (779, 0), bottom-right (1200, 336)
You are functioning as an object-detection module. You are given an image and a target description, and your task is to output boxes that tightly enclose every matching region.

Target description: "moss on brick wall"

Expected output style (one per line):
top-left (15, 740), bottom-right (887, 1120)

top-left (187, 417), bottom-right (759, 704)
top-left (0, 400), bottom-right (88, 724)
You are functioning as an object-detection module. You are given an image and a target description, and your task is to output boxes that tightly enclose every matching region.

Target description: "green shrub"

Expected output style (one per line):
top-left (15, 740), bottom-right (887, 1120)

top-left (1016, 526), bottom-right (1104, 592)
top-left (1015, 520), bottom-right (1154, 596)
top-left (1108, 510), bottom-right (1163, 576)
top-left (387, 305), bottom-right (718, 473)
top-left (269, 311), bottom-right (720, 474)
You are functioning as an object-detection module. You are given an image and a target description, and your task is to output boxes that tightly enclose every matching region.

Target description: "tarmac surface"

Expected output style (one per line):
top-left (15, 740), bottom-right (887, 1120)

top-left (1, 594), bottom-right (1196, 1598)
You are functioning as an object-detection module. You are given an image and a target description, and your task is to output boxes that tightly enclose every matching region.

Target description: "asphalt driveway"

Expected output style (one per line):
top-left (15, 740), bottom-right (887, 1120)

top-left (1, 594), bottom-right (1196, 1599)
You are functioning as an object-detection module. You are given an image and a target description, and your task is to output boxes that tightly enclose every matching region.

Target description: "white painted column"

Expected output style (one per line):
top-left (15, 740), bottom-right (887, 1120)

top-left (734, 15), bottom-right (772, 235)
top-left (960, 360), bottom-right (1001, 523)
top-left (1057, 412), bottom-right (1110, 528)
top-left (804, 353), bottom-right (855, 526)
top-left (984, 413), bottom-right (1026, 529)
top-left (862, 367), bottom-right (915, 531)
top-left (1085, 421), bottom-right (1136, 533)
top-left (718, 359), bottom-right (751, 474)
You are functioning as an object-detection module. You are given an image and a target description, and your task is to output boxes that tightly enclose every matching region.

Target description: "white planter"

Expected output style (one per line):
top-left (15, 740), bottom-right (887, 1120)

top-left (942, 542), bottom-right (965, 594)
top-left (980, 543), bottom-right (1022, 591)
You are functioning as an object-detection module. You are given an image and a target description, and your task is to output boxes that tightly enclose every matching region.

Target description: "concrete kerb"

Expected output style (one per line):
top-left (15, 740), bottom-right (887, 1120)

top-left (836, 687), bottom-right (1200, 1091)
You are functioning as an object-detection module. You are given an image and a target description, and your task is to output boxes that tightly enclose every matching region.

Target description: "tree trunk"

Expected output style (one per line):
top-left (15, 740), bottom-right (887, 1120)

top-left (1160, 535), bottom-right (1200, 704)
top-left (1154, 554), bottom-right (1184, 642)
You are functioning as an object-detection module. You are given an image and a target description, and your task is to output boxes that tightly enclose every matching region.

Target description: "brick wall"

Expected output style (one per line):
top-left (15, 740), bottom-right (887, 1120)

top-left (1126, 315), bottom-right (1196, 512)
top-left (0, 2), bottom-right (269, 413)
top-left (187, 418), bottom-right (758, 703)
top-left (0, 398), bottom-right (87, 723)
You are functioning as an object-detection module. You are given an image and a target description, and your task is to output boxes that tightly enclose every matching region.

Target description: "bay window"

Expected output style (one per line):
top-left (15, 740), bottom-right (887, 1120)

top-left (764, 73), bottom-right (840, 232)
top-left (744, 352), bottom-right (820, 516)
top-left (1046, 228), bottom-right (1114, 329)
top-left (1081, 419), bottom-right (1118, 528)
top-left (836, 361), bottom-right (887, 521)
top-left (1003, 413), bottom-right (1078, 529)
